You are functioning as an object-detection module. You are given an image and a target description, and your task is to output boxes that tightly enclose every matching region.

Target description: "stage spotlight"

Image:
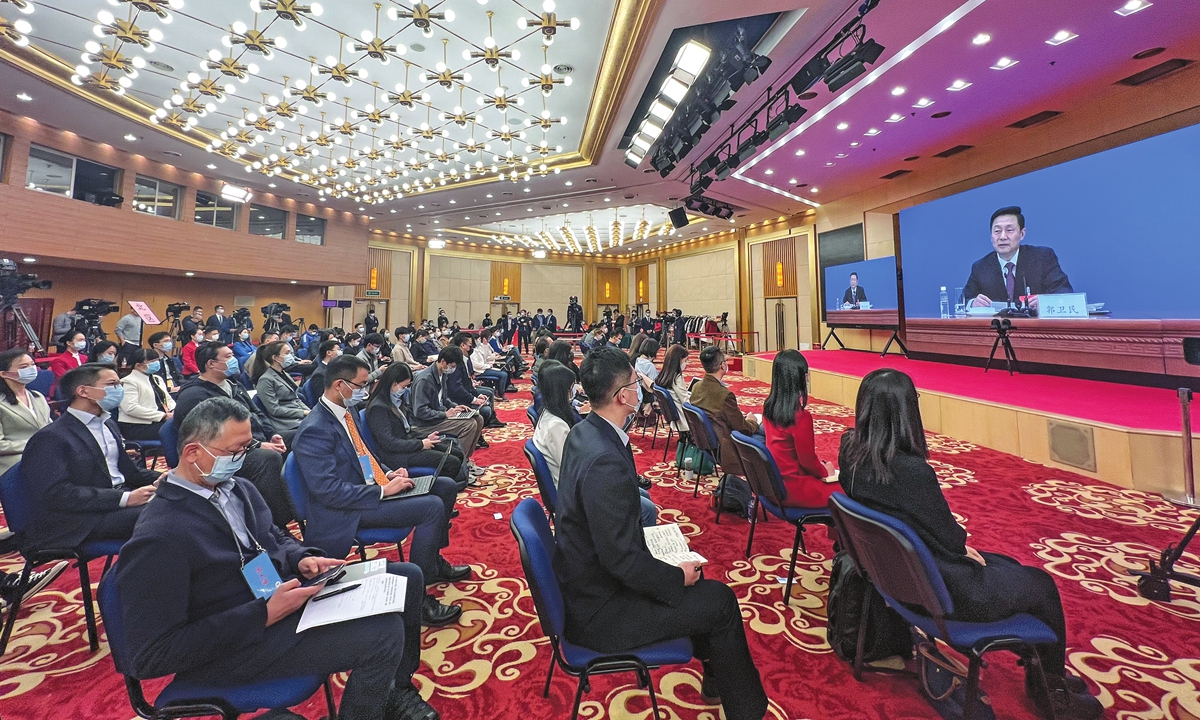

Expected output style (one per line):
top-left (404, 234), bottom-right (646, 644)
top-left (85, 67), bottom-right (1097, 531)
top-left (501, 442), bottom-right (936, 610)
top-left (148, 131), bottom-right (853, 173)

top-left (742, 54), bottom-right (772, 85)
top-left (767, 104), bottom-right (806, 141)
top-left (668, 207), bottom-right (690, 229)
top-left (651, 151), bottom-right (676, 176)
top-left (789, 55), bottom-right (831, 95)
top-left (697, 153), bottom-right (720, 176)
top-left (713, 160), bottom-right (734, 180)
top-left (824, 38), bottom-right (885, 93)
top-left (690, 175), bottom-right (713, 196)
top-left (714, 205), bottom-right (733, 220)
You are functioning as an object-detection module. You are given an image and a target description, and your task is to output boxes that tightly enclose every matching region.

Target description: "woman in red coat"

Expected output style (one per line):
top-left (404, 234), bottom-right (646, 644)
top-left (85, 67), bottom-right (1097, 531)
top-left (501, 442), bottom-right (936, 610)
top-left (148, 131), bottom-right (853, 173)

top-left (48, 330), bottom-right (88, 397)
top-left (761, 349), bottom-right (839, 508)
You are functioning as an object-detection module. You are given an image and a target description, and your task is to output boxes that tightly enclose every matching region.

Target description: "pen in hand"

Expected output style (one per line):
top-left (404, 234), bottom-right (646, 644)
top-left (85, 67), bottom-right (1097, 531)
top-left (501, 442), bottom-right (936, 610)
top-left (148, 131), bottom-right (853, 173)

top-left (311, 583), bottom-right (361, 603)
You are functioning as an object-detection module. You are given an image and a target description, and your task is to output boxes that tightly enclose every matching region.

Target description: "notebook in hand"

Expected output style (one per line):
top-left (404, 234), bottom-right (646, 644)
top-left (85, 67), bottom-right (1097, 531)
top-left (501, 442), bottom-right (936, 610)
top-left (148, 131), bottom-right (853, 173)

top-left (643, 523), bottom-right (707, 566)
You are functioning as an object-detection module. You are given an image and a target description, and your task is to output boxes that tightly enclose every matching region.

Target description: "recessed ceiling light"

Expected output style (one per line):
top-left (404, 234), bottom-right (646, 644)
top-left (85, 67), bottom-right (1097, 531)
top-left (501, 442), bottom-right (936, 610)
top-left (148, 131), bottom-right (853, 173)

top-left (836, 122), bottom-right (849, 130)
top-left (947, 79), bottom-right (972, 91)
top-left (418, 204), bottom-right (425, 209)
top-left (206, 163), bottom-right (217, 169)
top-left (1046, 30), bottom-right (1078, 46)
top-left (794, 148), bottom-right (806, 156)
top-left (268, 183), bottom-right (277, 188)
top-left (849, 141), bottom-right (861, 147)
top-left (1116, 0), bottom-right (1151, 16)
top-left (564, 181), bottom-right (573, 186)
top-left (486, 193), bottom-right (493, 198)
top-left (495, 212), bottom-right (501, 216)
top-left (885, 113), bottom-right (904, 123)
top-left (912, 98), bottom-right (935, 108)
top-left (16, 92), bottom-right (32, 102)
top-left (890, 86), bottom-right (906, 96)
top-left (523, 188), bottom-right (531, 193)
top-left (290, 280), bottom-right (297, 284)
top-left (788, 178), bottom-right (798, 185)
top-left (825, 162), bottom-right (835, 166)
top-left (449, 199), bottom-right (456, 204)
top-left (991, 57), bottom-right (1018, 70)
top-left (185, 271), bottom-right (195, 277)
top-left (22, 257), bottom-right (36, 263)
top-left (764, 169), bottom-right (774, 175)
top-left (124, 133), bottom-right (138, 142)
top-left (603, 197), bottom-right (611, 202)
top-left (972, 33), bottom-right (991, 45)
top-left (835, 153), bottom-right (847, 158)
top-left (562, 203), bottom-right (568, 207)
top-left (810, 187), bottom-right (819, 193)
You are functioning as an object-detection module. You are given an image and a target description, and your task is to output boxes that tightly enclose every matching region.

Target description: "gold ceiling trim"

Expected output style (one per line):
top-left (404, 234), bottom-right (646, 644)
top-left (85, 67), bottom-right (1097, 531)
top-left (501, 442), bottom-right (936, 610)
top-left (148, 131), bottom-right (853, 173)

top-left (0, 0), bottom-right (665, 200)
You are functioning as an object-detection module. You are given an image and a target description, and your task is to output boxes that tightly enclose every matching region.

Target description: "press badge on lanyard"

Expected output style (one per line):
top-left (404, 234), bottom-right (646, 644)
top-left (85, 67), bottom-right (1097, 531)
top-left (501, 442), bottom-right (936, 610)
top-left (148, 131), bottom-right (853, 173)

top-left (217, 486), bottom-right (283, 599)
top-left (359, 454), bottom-right (376, 483)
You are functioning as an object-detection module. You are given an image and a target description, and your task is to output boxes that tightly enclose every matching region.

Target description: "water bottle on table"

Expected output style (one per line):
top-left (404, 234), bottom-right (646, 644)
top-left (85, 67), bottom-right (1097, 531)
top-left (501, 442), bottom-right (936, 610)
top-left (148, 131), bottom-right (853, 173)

top-left (939, 286), bottom-right (950, 318)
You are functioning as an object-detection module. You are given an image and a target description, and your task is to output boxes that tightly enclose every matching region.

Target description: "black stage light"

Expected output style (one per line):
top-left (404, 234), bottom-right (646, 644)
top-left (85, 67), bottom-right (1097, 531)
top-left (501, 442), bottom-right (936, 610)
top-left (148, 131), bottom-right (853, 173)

top-left (697, 153), bottom-right (720, 176)
top-left (668, 207), bottom-right (690, 229)
top-left (690, 175), bottom-right (713, 196)
top-left (743, 55), bottom-right (772, 85)
top-left (824, 38), bottom-right (885, 93)
top-left (713, 160), bottom-right (734, 180)
top-left (767, 104), bottom-right (807, 141)
top-left (789, 55), bottom-right (831, 95)
top-left (651, 152), bottom-right (675, 175)
top-left (666, 135), bottom-right (686, 158)
top-left (714, 205), bottom-right (734, 220)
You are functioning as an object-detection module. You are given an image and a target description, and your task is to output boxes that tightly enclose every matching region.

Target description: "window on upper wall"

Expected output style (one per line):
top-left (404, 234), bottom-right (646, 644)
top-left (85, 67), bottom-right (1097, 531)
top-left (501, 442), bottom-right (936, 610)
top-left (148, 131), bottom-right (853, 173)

top-left (194, 190), bottom-right (239, 230)
top-left (248, 203), bottom-right (287, 239)
top-left (0, 134), bottom-right (9, 182)
top-left (25, 144), bottom-right (122, 205)
top-left (295, 213), bottom-right (326, 245)
top-left (133, 175), bottom-right (182, 219)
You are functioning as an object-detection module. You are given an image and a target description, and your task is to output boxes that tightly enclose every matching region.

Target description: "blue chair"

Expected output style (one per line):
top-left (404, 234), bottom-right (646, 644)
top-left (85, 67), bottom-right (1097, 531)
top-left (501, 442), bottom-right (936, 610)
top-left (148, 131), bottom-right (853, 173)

top-left (531, 389), bottom-right (543, 417)
top-left (650, 385), bottom-right (683, 464)
top-left (28, 368), bottom-right (53, 397)
top-left (828, 493), bottom-right (1059, 715)
top-left (730, 431), bottom-right (832, 605)
top-left (159, 417), bottom-right (180, 468)
top-left (237, 371), bottom-right (254, 392)
top-left (282, 454), bottom-right (412, 562)
top-left (355, 410), bottom-right (435, 477)
top-left (251, 394), bottom-right (268, 416)
top-left (172, 355), bottom-right (184, 375)
top-left (0, 462), bottom-right (122, 655)
top-left (680, 403), bottom-right (721, 501)
top-left (297, 346), bottom-right (309, 360)
top-left (300, 379), bottom-right (319, 408)
top-left (125, 438), bottom-right (164, 469)
top-left (509, 498), bottom-right (692, 720)
top-left (522, 439), bottom-right (558, 522)
top-left (526, 406), bottom-right (539, 428)
top-left (98, 562), bottom-right (337, 720)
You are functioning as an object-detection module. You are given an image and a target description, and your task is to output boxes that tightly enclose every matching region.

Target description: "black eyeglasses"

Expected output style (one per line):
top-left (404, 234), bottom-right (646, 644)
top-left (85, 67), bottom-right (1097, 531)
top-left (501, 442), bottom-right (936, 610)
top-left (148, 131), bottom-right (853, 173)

top-left (341, 378), bottom-right (366, 390)
top-left (613, 380), bottom-right (639, 399)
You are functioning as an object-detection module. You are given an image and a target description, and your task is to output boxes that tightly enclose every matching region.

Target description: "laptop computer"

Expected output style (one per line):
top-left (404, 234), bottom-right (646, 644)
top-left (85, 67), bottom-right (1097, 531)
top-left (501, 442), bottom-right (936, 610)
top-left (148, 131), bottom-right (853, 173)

top-left (383, 440), bottom-right (454, 500)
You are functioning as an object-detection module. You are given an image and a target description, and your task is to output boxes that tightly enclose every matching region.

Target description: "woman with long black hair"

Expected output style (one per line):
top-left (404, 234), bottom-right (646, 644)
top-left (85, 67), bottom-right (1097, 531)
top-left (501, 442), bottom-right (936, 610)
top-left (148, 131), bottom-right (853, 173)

top-left (762, 350), bottom-right (837, 508)
top-left (655, 343), bottom-right (691, 433)
top-left (838, 369), bottom-right (1101, 720)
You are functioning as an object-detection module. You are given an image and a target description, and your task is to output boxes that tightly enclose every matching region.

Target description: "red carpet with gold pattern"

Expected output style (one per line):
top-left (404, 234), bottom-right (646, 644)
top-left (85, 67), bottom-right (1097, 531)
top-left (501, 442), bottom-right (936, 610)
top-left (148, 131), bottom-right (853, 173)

top-left (4, 366), bottom-right (1200, 719)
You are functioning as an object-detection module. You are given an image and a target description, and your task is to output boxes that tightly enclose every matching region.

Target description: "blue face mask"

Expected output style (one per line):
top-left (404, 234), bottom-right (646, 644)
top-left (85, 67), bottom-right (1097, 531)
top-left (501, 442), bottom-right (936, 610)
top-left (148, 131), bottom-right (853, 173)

top-left (281, 353), bottom-right (297, 368)
top-left (341, 382), bottom-right (368, 407)
top-left (146, 360), bottom-right (162, 374)
top-left (97, 385), bottom-right (124, 412)
top-left (196, 445), bottom-right (245, 483)
top-left (99, 355), bottom-right (116, 365)
top-left (161, 340), bottom-right (174, 352)
top-left (391, 387), bottom-right (408, 406)
top-left (74, 340), bottom-right (88, 351)
top-left (224, 356), bottom-right (240, 377)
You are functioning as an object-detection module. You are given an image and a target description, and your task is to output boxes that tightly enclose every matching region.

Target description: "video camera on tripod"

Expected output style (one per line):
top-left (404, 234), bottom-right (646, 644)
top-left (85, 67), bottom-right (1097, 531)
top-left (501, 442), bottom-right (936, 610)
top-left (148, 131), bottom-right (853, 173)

top-left (73, 298), bottom-right (119, 344)
top-left (261, 302), bottom-right (290, 334)
top-left (0, 258), bottom-right (53, 352)
top-left (231, 306), bottom-right (252, 329)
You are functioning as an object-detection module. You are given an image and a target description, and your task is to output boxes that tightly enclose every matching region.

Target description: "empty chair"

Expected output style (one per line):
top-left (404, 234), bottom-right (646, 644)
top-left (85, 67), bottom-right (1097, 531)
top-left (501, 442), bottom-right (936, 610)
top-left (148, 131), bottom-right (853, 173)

top-left (650, 384), bottom-right (683, 463)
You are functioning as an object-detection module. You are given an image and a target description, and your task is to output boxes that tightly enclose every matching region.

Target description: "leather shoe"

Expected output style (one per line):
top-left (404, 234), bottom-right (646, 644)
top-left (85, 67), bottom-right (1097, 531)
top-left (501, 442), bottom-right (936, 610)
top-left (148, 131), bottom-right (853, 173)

top-left (421, 595), bottom-right (462, 627)
top-left (700, 662), bottom-right (721, 703)
top-left (450, 508), bottom-right (459, 518)
top-left (477, 437), bottom-right (490, 449)
top-left (388, 682), bottom-right (440, 720)
top-left (1026, 668), bottom-right (1088, 697)
top-left (432, 556), bottom-right (471, 584)
top-left (485, 418), bottom-right (507, 429)
top-left (637, 475), bottom-right (652, 490)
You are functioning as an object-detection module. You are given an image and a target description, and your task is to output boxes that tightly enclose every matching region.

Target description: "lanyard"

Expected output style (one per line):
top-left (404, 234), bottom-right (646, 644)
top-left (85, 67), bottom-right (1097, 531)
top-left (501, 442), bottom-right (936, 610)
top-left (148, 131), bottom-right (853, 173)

top-left (209, 482), bottom-right (266, 564)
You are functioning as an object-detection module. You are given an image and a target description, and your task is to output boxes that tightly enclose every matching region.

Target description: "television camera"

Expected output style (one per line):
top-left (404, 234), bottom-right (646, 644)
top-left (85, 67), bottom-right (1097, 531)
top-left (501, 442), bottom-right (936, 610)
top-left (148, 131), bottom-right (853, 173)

top-left (73, 298), bottom-right (120, 344)
top-left (0, 258), bottom-right (53, 352)
top-left (261, 302), bottom-right (290, 334)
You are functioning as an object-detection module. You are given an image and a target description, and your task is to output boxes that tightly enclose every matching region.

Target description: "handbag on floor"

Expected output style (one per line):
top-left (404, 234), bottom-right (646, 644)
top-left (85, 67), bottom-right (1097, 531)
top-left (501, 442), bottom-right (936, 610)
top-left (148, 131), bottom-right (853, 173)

top-left (917, 640), bottom-right (996, 720)
top-left (675, 438), bottom-right (715, 476)
top-left (826, 550), bottom-right (914, 664)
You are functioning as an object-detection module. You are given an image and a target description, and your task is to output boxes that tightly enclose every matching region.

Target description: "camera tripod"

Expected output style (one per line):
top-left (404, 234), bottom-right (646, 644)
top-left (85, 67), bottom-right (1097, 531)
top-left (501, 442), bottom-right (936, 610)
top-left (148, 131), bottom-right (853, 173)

top-left (984, 318), bottom-right (1019, 375)
top-left (1, 298), bottom-right (44, 353)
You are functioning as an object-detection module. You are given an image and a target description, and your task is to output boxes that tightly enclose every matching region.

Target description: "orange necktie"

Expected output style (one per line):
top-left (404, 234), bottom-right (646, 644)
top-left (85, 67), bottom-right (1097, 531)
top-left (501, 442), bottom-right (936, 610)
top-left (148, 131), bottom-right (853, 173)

top-left (345, 416), bottom-right (388, 486)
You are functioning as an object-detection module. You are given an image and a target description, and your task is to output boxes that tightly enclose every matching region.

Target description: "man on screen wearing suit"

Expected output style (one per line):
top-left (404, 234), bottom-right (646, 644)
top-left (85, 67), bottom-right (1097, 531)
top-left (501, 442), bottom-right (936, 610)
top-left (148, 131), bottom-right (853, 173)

top-left (842, 272), bottom-right (867, 308)
top-left (553, 347), bottom-right (768, 720)
top-left (115, 398), bottom-right (440, 720)
top-left (22, 364), bottom-right (161, 555)
top-left (964, 206), bottom-right (1073, 312)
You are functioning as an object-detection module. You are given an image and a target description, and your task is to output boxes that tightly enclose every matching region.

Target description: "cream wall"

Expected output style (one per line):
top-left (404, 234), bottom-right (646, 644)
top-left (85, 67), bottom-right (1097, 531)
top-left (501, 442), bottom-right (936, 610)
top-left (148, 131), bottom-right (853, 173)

top-left (521, 263), bottom-right (584, 316)
top-left (666, 248), bottom-right (737, 330)
top-left (750, 244), bottom-right (766, 347)
top-left (426, 254), bottom-right (491, 326)
top-left (388, 248), bottom-right (414, 328)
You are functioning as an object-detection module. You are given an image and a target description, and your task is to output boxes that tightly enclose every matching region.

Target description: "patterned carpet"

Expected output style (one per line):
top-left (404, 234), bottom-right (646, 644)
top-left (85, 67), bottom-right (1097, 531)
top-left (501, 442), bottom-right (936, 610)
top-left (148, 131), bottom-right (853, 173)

top-left (4, 367), bottom-right (1200, 719)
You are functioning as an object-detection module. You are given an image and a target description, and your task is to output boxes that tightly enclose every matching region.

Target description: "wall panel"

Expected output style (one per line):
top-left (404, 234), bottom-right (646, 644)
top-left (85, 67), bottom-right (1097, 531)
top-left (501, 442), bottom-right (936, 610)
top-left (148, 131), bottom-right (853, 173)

top-left (666, 248), bottom-right (737, 330)
top-left (427, 254), bottom-right (490, 325)
top-left (761, 237), bottom-right (798, 298)
top-left (595, 267), bottom-right (622, 311)
top-left (490, 262), bottom-right (522, 303)
top-left (521, 263), bottom-right (583, 317)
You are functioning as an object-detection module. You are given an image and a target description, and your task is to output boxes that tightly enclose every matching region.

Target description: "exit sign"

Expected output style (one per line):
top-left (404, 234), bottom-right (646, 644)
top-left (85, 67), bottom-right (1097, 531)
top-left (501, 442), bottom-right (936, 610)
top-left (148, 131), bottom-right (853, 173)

top-left (364, 290), bottom-right (382, 297)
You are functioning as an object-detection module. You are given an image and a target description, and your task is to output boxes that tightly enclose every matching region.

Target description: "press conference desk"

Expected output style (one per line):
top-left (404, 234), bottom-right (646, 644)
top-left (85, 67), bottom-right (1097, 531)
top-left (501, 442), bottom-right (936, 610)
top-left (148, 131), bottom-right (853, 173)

top-left (905, 317), bottom-right (1200, 378)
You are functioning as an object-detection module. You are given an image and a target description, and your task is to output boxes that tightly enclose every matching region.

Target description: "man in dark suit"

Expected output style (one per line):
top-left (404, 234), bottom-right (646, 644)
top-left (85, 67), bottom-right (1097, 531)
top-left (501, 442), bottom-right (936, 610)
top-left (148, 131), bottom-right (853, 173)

top-left (115, 397), bottom-right (441, 720)
top-left (545, 309), bottom-right (558, 333)
top-left (964, 206), bottom-right (1073, 312)
top-left (842, 273), bottom-right (867, 307)
top-left (553, 347), bottom-right (767, 720)
top-left (22, 364), bottom-right (160, 554)
top-left (306, 339), bottom-right (342, 400)
top-left (449, 333), bottom-right (504, 429)
top-left (206, 305), bottom-right (236, 344)
top-left (291, 355), bottom-right (466, 626)
top-left (689, 346), bottom-right (759, 480)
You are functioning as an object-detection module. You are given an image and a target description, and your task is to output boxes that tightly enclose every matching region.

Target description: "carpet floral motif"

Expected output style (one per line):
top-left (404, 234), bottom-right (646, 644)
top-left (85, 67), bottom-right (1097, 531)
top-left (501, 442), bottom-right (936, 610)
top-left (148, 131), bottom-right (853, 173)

top-left (1025, 479), bottom-right (1200, 534)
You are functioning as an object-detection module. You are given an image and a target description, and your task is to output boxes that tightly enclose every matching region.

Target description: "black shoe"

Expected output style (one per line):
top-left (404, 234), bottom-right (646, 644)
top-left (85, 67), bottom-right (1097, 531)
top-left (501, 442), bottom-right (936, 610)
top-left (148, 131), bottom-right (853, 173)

top-left (1025, 668), bottom-right (1088, 696)
top-left (388, 682), bottom-right (440, 720)
top-left (450, 508), bottom-right (459, 519)
top-left (432, 556), bottom-right (471, 584)
top-left (421, 594), bottom-right (463, 627)
top-left (637, 475), bottom-right (652, 490)
top-left (485, 418), bottom-right (507, 429)
top-left (700, 661), bottom-right (721, 703)
top-left (477, 437), bottom-right (489, 449)
top-left (1031, 677), bottom-right (1103, 720)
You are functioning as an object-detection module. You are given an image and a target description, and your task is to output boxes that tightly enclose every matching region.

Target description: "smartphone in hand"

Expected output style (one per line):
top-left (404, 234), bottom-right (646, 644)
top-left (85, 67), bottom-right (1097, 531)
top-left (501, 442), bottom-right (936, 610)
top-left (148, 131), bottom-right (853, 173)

top-left (300, 567), bottom-right (346, 588)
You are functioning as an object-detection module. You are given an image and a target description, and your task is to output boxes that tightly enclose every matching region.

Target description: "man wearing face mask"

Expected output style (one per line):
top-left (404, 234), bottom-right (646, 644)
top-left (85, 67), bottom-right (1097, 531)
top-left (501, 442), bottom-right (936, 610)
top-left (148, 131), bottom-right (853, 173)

top-left (357, 333), bottom-right (389, 383)
top-left (292, 356), bottom-right (466, 627)
top-left (115, 397), bottom-right (441, 720)
top-left (553, 347), bottom-right (768, 720)
top-left (174, 343), bottom-right (295, 529)
top-left (22, 364), bottom-right (162, 555)
top-left (206, 305), bottom-right (234, 344)
top-left (409, 348), bottom-right (486, 456)
top-left (147, 331), bottom-right (182, 393)
top-left (307, 339), bottom-right (344, 399)
top-left (391, 327), bottom-right (425, 372)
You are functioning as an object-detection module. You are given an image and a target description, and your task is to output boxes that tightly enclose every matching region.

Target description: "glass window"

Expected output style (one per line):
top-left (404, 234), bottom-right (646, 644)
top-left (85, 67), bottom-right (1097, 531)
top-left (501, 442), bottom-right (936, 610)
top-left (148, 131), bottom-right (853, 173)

top-left (26, 145), bottom-right (74, 197)
top-left (194, 190), bottom-right (238, 230)
top-left (133, 175), bottom-right (182, 219)
top-left (249, 203), bottom-right (287, 238)
top-left (295, 213), bottom-right (326, 245)
top-left (73, 157), bottom-right (120, 204)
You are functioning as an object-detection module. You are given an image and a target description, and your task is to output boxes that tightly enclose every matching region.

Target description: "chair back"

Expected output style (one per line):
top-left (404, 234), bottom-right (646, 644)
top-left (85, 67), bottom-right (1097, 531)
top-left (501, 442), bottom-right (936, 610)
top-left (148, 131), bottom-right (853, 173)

top-left (651, 385), bottom-right (681, 425)
top-left (297, 346), bottom-right (309, 360)
top-left (0, 463), bottom-right (30, 535)
top-left (531, 390), bottom-right (543, 417)
top-left (159, 417), bottom-right (180, 468)
top-left (681, 403), bottom-right (719, 456)
top-left (526, 406), bottom-right (539, 427)
top-left (96, 562), bottom-right (135, 675)
top-left (252, 394), bottom-right (268, 416)
top-left (523, 439), bottom-right (558, 517)
top-left (237, 372), bottom-right (254, 392)
top-left (730, 431), bottom-right (788, 506)
top-left (283, 454), bottom-right (310, 523)
top-left (301, 380), bottom-right (318, 407)
top-left (827, 493), bottom-right (954, 633)
top-left (357, 409), bottom-right (381, 456)
top-left (172, 355), bottom-right (184, 375)
top-left (510, 498), bottom-right (563, 641)
top-left (28, 369), bottom-right (53, 397)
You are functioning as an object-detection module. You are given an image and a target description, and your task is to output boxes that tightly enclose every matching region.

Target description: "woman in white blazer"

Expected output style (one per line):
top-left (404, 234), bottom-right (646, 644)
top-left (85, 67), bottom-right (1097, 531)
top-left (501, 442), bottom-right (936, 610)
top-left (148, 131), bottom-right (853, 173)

top-left (655, 344), bottom-right (691, 433)
top-left (118, 348), bottom-right (175, 441)
top-left (0, 348), bottom-right (53, 475)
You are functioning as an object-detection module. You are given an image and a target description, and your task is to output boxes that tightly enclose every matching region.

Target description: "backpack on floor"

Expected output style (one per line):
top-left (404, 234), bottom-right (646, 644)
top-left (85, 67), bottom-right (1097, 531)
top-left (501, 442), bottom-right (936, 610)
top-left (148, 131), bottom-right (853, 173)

top-left (826, 549), bottom-right (914, 664)
top-left (675, 438), bottom-right (715, 477)
top-left (714, 474), bottom-right (753, 518)
top-left (917, 640), bottom-right (996, 720)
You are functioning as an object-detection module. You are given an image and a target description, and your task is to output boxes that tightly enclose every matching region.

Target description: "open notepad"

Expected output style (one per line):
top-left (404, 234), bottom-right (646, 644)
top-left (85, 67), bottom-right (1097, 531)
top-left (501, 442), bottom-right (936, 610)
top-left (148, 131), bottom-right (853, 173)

top-left (644, 523), bottom-right (708, 567)
top-left (296, 559), bottom-right (407, 633)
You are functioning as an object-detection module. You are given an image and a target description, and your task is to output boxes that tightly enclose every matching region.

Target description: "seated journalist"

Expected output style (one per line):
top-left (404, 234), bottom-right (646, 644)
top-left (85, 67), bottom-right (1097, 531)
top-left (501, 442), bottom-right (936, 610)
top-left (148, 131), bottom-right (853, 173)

top-left (409, 348), bottom-right (486, 457)
top-left (690, 346), bottom-right (759, 477)
top-left (553, 347), bottom-right (768, 720)
top-left (964, 206), bottom-right (1073, 312)
top-left (114, 397), bottom-right (440, 720)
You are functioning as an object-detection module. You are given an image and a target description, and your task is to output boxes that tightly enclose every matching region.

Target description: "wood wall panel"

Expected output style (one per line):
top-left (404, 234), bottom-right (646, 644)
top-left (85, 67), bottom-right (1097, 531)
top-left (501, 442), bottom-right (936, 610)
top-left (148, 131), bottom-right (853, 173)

top-left (761, 237), bottom-right (798, 298)
top-left (355, 247), bottom-right (392, 299)
top-left (596, 267), bottom-right (622, 307)
top-left (490, 262), bottom-right (522, 303)
top-left (635, 265), bottom-right (650, 304)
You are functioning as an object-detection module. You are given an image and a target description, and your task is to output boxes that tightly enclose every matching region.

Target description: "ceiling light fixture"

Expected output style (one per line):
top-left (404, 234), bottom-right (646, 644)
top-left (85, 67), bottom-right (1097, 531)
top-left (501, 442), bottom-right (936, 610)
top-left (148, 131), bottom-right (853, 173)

top-left (836, 122), bottom-right (849, 130)
top-left (890, 86), bottom-right (905, 96)
top-left (912, 97), bottom-right (934, 108)
top-left (22, 257), bottom-right (36, 263)
top-left (220, 183), bottom-right (252, 203)
top-left (885, 113), bottom-right (904, 122)
top-left (625, 40), bottom-right (711, 169)
top-left (990, 56), bottom-right (1018, 70)
top-left (1115, 0), bottom-right (1152, 16)
top-left (972, 33), bottom-right (991, 45)
top-left (864, 128), bottom-right (881, 136)
top-left (16, 92), bottom-right (32, 101)
top-left (1046, 30), bottom-right (1078, 46)
top-left (947, 79), bottom-right (972, 91)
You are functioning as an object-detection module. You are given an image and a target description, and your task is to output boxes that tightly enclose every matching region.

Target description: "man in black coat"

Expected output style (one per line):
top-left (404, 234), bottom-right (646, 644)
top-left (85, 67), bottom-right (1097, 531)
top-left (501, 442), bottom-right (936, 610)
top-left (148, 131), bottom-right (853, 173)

top-left (553, 347), bottom-right (768, 720)
top-left (174, 342), bottom-right (294, 527)
top-left (115, 397), bottom-right (440, 720)
top-left (22, 364), bottom-right (160, 554)
top-left (545, 309), bottom-right (558, 332)
top-left (448, 332), bottom-right (504, 428)
top-left (841, 273), bottom-right (867, 307)
top-left (964, 206), bottom-right (1073, 312)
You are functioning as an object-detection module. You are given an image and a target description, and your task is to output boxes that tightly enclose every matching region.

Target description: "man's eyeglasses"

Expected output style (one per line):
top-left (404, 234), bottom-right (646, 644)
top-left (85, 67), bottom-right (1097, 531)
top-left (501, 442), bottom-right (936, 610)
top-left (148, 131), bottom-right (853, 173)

top-left (613, 380), bottom-right (639, 399)
top-left (341, 378), bottom-right (366, 390)
top-left (207, 439), bottom-right (260, 463)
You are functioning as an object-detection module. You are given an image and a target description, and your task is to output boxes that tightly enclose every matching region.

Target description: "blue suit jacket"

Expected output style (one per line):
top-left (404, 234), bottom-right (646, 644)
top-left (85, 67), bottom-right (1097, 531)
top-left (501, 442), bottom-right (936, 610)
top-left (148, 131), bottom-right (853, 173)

top-left (291, 401), bottom-right (392, 557)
